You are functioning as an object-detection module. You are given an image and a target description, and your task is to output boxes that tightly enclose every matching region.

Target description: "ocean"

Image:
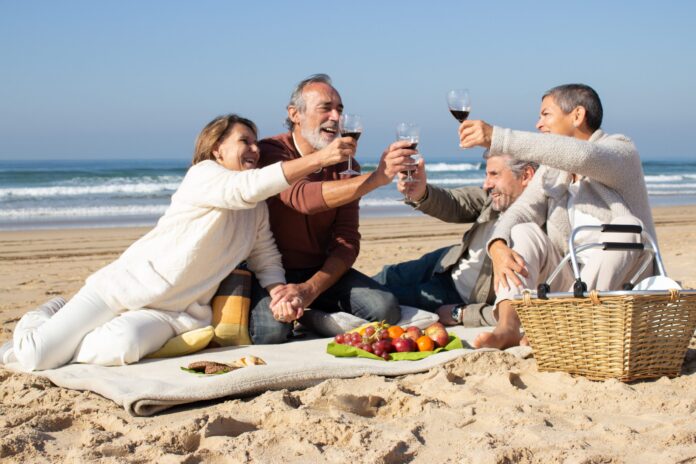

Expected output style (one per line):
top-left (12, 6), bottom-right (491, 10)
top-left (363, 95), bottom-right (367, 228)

top-left (1, 158), bottom-right (695, 230)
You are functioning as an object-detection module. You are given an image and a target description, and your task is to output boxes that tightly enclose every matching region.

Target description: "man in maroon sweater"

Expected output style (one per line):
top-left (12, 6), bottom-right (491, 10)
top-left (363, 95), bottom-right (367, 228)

top-left (251, 73), bottom-right (416, 343)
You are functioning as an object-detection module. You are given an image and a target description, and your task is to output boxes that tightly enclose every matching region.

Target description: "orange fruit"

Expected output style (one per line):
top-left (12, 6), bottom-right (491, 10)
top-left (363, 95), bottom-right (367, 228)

top-left (416, 335), bottom-right (435, 352)
top-left (387, 325), bottom-right (405, 339)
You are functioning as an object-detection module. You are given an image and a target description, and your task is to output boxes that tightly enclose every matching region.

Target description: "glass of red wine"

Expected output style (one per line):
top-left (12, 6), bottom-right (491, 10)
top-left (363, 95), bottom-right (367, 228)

top-left (396, 122), bottom-right (421, 183)
top-left (339, 113), bottom-right (362, 176)
top-left (447, 89), bottom-right (471, 122)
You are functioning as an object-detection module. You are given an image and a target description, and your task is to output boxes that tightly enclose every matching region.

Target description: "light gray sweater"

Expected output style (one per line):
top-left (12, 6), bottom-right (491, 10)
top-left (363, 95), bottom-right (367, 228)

top-left (487, 127), bottom-right (655, 256)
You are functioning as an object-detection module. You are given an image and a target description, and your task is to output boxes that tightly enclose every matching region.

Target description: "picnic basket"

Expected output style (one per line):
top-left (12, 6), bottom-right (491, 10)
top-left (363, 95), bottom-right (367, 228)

top-left (510, 224), bottom-right (696, 382)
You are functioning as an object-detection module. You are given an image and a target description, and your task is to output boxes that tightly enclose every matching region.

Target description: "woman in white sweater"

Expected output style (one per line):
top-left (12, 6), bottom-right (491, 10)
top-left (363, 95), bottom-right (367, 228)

top-left (4, 114), bottom-right (356, 370)
top-left (457, 84), bottom-right (654, 349)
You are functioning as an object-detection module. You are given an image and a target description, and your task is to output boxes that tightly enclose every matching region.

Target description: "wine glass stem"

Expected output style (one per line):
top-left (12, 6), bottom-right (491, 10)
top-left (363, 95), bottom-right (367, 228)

top-left (347, 156), bottom-right (352, 171)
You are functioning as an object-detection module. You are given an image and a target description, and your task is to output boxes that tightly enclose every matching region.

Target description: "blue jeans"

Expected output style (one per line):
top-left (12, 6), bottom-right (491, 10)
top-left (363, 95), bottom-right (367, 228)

top-left (249, 267), bottom-right (400, 344)
top-left (372, 246), bottom-right (464, 312)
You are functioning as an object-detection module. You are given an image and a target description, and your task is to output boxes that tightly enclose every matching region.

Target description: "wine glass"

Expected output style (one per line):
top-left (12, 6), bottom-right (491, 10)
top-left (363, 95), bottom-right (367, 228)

top-left (396, 122), bottom-right (421, 183)
top-left (447, 89), bottom-right (471, 122)
top-left (339, 113), bottom-right (362, 176)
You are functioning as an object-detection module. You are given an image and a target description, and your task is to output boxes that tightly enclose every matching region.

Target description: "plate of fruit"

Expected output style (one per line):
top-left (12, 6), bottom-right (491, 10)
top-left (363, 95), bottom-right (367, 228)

top-left (326, 322), bottom-right (463, 361)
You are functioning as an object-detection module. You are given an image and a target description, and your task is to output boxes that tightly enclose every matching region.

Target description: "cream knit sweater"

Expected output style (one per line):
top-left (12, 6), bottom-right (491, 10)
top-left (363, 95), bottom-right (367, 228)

top-left (487, 127), bottom-right (655, 256)
top-left (86, 160), bottom-right (290, 333)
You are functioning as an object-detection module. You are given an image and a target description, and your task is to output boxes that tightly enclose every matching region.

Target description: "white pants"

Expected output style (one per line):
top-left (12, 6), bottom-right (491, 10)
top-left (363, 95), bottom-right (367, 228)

top-left (12, 285), bottom-right (175, 371)
top-left (496, 216), bottom-right (648, 304)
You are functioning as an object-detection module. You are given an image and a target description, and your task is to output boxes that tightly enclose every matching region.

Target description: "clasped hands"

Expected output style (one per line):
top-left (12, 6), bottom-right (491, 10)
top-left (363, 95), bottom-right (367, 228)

top-left (268, 283), bottom-right (315, 324)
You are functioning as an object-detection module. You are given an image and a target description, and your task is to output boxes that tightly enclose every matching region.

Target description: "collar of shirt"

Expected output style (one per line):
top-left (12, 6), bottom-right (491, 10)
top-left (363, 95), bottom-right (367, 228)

top-left (291, 132), bottom-right (323, 173)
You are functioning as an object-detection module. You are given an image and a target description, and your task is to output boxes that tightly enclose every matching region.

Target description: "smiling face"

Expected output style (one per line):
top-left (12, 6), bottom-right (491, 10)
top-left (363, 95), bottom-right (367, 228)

top-left (212, 123), bottom-right (259, 171)
top-left (482, 156), bottom-right (531, 212)
top-left (535, 95), bottom-right (578, 137)
top-left (290, 82), bottom-right (343, 151)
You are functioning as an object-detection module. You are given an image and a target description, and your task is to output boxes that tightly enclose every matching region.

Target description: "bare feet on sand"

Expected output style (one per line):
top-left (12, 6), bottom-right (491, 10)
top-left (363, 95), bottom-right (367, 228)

top-left (473, 326), bottom-right (523, 349)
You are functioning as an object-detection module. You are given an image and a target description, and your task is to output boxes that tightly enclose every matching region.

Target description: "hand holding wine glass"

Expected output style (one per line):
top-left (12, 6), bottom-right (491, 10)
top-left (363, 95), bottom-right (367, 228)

top-left (339, 113), bottom-right (362, 176)
top-left (447, 89), bottom-right (471, 122)
top-left (395, 122), bottom-right (421, 183)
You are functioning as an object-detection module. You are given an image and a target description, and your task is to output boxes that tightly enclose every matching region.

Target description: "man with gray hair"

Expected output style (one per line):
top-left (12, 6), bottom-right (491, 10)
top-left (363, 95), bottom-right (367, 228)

top-left (251, 74), bottom-right (417, 343)
top-left (373, 152), bottom-right (537, 326)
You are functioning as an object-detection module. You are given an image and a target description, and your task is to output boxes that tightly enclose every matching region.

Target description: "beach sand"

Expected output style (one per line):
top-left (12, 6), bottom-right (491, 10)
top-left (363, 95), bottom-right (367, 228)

top-left (2, 206), bottom-right (696, 462)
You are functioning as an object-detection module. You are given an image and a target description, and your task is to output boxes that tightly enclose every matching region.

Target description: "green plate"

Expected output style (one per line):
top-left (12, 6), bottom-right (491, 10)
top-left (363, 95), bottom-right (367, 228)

top-left (327, 335), bottom-right (463, 361)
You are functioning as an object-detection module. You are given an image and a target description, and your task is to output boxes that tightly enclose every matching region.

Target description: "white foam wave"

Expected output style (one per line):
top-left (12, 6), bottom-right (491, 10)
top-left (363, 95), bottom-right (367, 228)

top-left (644, 175), bottom-right (684, 182)
top-left (0, 182), bottom-right (181, 199)
top-left (646, 183), bottom-right (696, 189)
top-left (648, 190), bottom-right (696, 196)
top-left (425, 162), bottom-right (481, 172)
top-left (0, 205), bottom-right (168, 218)
top-left (430, 178), bottom-right (484, 185)
top-left (360, 198), bottom-right (404, 206)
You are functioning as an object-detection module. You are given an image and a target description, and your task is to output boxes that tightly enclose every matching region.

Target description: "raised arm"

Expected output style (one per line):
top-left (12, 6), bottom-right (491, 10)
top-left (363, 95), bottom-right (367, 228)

top-left (489, 127), bottom-right (639, 191)
top-left (260, 138), bottom-right (416, 215)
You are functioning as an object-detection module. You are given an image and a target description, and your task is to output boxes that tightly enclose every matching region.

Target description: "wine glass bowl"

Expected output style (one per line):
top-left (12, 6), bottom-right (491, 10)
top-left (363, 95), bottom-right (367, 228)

top-left (396, 122), bottom-right (421, 183)
top-left (447, 89), bottom-right (471, 122)
top-left (339, 113), bottom-right (362, 176)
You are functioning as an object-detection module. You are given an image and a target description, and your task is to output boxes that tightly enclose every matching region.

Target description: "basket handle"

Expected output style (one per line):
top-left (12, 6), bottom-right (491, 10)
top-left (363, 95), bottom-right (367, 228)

top-left (600, 224), bottom-right (642, 234)
top-left (538, 223), bottom-right (665, 299)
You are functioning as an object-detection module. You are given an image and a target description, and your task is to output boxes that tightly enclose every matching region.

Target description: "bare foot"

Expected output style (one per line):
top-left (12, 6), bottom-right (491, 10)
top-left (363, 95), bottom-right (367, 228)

top-left (473, 325), bottom-right (523, 349)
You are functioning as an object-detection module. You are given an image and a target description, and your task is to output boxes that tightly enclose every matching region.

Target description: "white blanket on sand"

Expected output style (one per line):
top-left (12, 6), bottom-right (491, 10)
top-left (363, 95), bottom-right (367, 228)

top-left (2, 326), bottom-right (531, 416)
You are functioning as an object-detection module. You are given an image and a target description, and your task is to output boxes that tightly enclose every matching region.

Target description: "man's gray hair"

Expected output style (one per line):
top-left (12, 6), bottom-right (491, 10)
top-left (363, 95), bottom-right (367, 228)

top-left (285, 73), bottom-right (334, 130)
top-left (483, 150), bottom-right (539, 177)
top-left (543, 83), bottom-right (603, 132)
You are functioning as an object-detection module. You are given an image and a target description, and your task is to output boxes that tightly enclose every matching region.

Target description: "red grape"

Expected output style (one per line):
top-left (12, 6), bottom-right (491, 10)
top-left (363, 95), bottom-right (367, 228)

top-left (334, 334), bottom-right (346, 344)
top-left (364, 326), bottom-right (376, 337)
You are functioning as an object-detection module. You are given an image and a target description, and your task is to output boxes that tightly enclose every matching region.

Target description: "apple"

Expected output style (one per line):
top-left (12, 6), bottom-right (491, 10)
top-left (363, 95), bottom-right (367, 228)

top-left (404, 326), bottom-right (423, 342)
top-left (424, 322), bottom-right (449, 348)
top-left (393, 337), bottom-right (416, 353)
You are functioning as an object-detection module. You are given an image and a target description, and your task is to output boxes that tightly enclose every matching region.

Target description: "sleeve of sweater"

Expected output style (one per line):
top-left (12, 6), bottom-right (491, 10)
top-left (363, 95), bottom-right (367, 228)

top-left (489, 127), bottom-right (639, 191)
top-left (258, 139), bottom-right (332, 215)
top-left (245, 203), bottom-right (287, 288)
top-left (174, 161), bottom-right (290, 210)
top-left (415, 185), bottom-right (487, 223)
top-left (486, 165), bottom-right (550, 254)
top-left (328, 198), bottom-right (361, 268)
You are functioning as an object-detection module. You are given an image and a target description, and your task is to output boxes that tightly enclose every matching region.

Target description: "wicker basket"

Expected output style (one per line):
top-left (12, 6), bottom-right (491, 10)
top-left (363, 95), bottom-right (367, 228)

top-left (512, 289), bottom-right (696, 381)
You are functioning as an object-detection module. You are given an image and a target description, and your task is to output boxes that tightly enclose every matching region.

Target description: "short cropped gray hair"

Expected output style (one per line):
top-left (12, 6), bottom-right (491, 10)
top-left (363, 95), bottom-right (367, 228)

top-left (483, 150), bottom-right (539, 178)
top-left (543, 83), bottom-right (603, 132)
top-left (285, 73), bottom-right (334, 130)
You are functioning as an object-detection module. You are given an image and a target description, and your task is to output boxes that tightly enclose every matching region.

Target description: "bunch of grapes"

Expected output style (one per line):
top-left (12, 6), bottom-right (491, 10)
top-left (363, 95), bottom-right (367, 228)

top-left (333, 322), bottom-right (450, 360)
top-left (334, 327), bottom-right (394, 360)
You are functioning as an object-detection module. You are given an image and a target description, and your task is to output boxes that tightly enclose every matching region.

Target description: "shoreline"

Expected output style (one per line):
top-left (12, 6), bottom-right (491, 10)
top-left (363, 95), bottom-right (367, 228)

top-left (4, 197), bottom-right (696, 232)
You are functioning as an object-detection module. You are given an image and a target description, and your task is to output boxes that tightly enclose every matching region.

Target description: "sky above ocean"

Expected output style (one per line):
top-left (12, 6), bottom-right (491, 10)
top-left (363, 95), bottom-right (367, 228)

top-left (0, 1), bottom-right (695, 163)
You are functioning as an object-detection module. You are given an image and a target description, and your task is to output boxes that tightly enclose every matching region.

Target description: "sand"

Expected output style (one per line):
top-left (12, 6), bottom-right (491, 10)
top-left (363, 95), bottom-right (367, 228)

top-left (1, 206), bottom-right (696, 463)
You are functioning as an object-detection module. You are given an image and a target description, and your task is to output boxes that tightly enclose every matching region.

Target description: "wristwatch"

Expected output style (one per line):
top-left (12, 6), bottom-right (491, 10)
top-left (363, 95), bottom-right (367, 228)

top-left (451, 304), bottom-right (465, 324)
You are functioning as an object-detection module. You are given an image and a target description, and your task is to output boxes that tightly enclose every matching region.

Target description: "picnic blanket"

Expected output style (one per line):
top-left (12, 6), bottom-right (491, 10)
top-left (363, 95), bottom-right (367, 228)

top-left (2, 326), bottom-right (531, 416)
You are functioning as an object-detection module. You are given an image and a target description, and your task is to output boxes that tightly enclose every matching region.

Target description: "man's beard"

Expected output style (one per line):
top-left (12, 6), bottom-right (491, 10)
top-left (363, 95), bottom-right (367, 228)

top-left (300, 121), bottom-right (338, 150)
top-left (488, 190), bottom-right (514, 212)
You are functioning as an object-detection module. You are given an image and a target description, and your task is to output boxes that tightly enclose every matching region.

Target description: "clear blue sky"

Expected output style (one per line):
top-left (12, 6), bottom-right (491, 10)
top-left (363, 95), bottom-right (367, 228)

top-left (1, 0), bottom-right (694, 162)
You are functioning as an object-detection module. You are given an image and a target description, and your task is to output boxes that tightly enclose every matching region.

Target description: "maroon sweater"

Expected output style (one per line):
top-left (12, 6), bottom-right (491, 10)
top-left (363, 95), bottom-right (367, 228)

top-left (258, 132), bottom-right (361, 270)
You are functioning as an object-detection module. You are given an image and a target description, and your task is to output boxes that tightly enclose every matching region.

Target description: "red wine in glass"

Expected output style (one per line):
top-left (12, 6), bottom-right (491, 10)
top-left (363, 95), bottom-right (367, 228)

top-left (341, 131), bottom-right (362, 141)
top-left (449, 109), bottom-right (470, 122)
top-left (339, 113), bottom-right (362, 176)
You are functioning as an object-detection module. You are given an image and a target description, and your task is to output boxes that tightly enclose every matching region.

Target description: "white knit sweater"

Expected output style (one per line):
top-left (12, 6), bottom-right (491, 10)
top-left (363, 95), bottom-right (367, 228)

top-left (86, 160), bottom-right (290, 333)
top-left (487, 127), bottom-right (655, 255)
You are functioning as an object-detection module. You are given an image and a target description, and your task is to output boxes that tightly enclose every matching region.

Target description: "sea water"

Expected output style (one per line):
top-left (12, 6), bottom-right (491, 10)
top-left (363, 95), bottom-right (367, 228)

top-left (1, 159), bottom-right (695, 230)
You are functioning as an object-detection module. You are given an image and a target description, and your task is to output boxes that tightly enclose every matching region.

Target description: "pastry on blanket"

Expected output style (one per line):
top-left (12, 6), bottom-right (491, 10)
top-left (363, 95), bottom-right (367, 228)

top-left (186, 356), bottom-right (266, 374)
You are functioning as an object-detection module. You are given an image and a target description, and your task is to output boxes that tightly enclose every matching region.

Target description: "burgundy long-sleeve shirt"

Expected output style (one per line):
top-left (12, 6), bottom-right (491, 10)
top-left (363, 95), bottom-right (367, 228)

top-left (258, 132), bottom-right (361, 270)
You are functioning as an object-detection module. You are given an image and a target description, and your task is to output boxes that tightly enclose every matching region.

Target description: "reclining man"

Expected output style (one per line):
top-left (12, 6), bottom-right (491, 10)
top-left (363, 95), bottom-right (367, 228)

top-left (250, 74), bottom-right (417, 343)
top-left (373, 151), bottom-right (537, 326)
top-left (458, 83), bottom-right (654, 349)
